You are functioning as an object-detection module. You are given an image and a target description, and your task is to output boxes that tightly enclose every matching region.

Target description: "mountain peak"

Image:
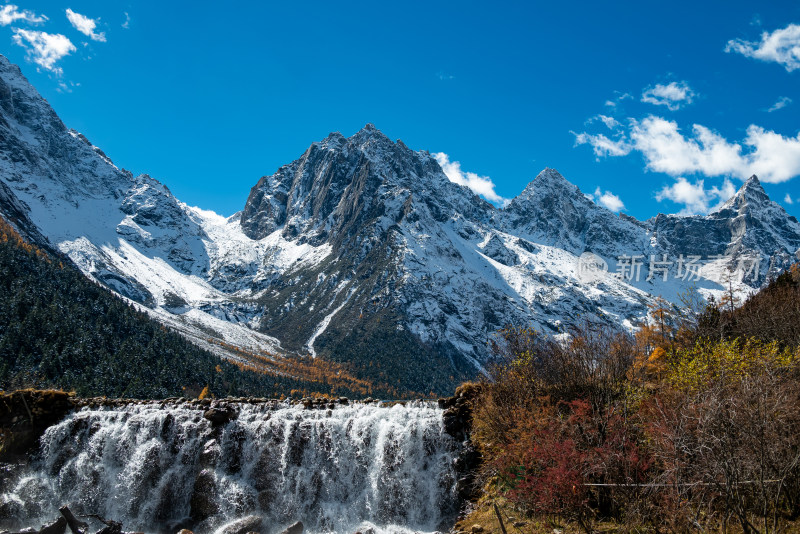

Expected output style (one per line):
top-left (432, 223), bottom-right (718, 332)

top-left (713, 174), bottom-right (770, 214)
top-left (350, 123), bottom-right (392, 144)
top-left (742, 174), bottom-right (765, 194)
top-left (515, 167), bottom-right (579, 201)
top-left (313, 125), bottom-right (397, 158)
top-left (533, 167), bottom-right (570, 186)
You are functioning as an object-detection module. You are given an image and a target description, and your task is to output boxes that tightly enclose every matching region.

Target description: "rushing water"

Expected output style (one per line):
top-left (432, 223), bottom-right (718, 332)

top-left (0, 401), bottom-right (460, 534)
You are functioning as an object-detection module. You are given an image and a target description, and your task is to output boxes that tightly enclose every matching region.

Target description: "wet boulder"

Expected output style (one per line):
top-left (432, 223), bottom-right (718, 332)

top-left (217, 515), bottom-right (263, 534)
top-left (0, 390), bottom-right (75, 462)
top-left (203, 403), bottom-right (238, 426)
top-left (189, 469), bottom-right (218, 522)
top-left (198, 439), bottom-right (219, 468)
top-left (279, 521), bottom-right (303, 534)
top-left (440, 382), bottom-right (482, 441)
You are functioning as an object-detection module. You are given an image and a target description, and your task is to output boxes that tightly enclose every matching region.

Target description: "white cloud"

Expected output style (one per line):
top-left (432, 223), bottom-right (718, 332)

top-left (578, 115), bottom-right (800, 184)
top-left (641, 81), bottom-right (695, 110)
top-left (655, 177), bottom-right (737, 215)
top-left (604, 92), bottom-right (633, 108)
top-left (0, 4), bottom-right (46, 25)
top-left (712, 179), bottom-right (738, 205)
top-left (588, 114), bottom-right (620, 129)
top-left (786, 193), bottom-right (794, 205)
top-left (767, 96), bottom-right (792, 112)
top-left (656, 177), bottom-right (710, 215)
top-left (433, 152), bottom-right (508, 205)
top-left (726, 23), bottom-right (800, 72)
top-left (11, 29), bottom-right (76, 75)
top-left (66, 8), bottom-right (105, 42)
top-left (629, 117), bottom-right (744, 177)
top-left (588, 187), bottom-right (626, 212)
top-left (573, 132), bottom-right (631, 157)
top-left (741, 125), bottom-right (800, 183)
top-left (122, 12), bottom-right (130, 29)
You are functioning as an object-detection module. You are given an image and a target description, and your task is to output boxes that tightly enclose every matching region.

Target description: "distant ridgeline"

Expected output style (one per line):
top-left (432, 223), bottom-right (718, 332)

top-left (0, 217), bottom-right (402, 399)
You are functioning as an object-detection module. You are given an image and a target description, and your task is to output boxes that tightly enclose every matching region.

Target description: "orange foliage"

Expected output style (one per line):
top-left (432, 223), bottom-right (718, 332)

top-left (204, 338), bottom-right (403, 397)
top-left (0, 217), bottom-right (49, 261)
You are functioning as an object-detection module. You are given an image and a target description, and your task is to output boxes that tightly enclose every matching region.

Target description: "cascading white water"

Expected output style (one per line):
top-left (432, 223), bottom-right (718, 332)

top-left (1, 402), bottom-right (461, 534)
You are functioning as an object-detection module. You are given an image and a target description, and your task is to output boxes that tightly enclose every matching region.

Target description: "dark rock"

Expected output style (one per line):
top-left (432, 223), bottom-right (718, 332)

top-left (481, 234), bottom-right (519, 266)
top-left (278, 521), bottom-right (303, 534)
top-left (203, 405), bottom-right (237, 426)
top-left (0, 390), bottom-right (75, 462)
top-left (189, 469), bottom-right (218, 522)
top-left (198, 439), bottom-right (219, 468)
top-left (442, 409), bottom-right (465, 439)
top-left (454, 443), bottom-right (481, 472)
top-left (38, 517), bottom-right (66, 534)
top-left (441, 383), bottom-right (482, 440)
top-left (165, 519), bottom-right (193, 534)
top-left (217, 516), bottom-right (263, 534)
top-left (257, 489), bottom-right (274, 510)
top-left (456, 473), bottom-right (479, 501)
top-left (94, 519), bottom-right (122, 534)
top-left (440, 383), bottom-right (484, 503)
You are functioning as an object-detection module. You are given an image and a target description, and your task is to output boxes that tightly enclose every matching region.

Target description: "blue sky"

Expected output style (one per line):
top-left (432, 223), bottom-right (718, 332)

top-left (1, 1), bottom-right (799, 219)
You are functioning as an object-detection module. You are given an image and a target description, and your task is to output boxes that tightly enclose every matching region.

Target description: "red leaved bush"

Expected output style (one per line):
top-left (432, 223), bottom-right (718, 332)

top-left (489, 397), bottom-right (652, 530)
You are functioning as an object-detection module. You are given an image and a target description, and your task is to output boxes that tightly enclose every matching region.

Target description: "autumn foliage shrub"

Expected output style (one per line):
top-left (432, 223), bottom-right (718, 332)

top-left (643, 338), bottom-right (800, 532)
top-left (474, 324), bottom-right (651, 531)
top-left (472, 270), bottom-right (800, 532)
top-left (489, 397), bottom-right (651, 530)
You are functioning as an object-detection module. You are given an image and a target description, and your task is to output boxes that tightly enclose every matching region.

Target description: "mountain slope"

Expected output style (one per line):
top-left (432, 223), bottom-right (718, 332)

top-left (1, 54), bottom-right (800, 394)
top-left (0, 54), bottom-right (285, 361)
top-left (0, 217), bottom-right (289, 397)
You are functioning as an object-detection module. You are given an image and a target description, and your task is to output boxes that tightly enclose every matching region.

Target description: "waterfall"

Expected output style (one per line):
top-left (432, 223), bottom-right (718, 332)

top-left (0, 401), bottom-right (461, 534)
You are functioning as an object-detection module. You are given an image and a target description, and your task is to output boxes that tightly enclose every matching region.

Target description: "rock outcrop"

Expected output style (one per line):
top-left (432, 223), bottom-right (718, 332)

top-left (0, 390), bottom-right (75, 462)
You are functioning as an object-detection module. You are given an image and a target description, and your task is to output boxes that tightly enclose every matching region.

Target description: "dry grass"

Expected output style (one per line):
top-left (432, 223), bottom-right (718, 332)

top-left (454, 492), bottom-right (583, 534)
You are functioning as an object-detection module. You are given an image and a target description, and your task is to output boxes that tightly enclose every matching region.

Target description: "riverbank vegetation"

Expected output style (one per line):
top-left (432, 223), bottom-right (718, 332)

top-left (463, 266), bottom-right (800, 533)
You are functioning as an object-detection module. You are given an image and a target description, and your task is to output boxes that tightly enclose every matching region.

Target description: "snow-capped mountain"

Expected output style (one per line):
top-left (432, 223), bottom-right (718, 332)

top-left (500, 168), bottom-right (649, 257)
top-left (2, 54), bottom-right (799, 393)
top-left (648, 176), bottom-right (800, 280)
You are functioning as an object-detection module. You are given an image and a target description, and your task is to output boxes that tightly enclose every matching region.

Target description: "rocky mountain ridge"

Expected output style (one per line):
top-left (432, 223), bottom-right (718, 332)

top-left (2, 54), bottom-right (799, 393)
